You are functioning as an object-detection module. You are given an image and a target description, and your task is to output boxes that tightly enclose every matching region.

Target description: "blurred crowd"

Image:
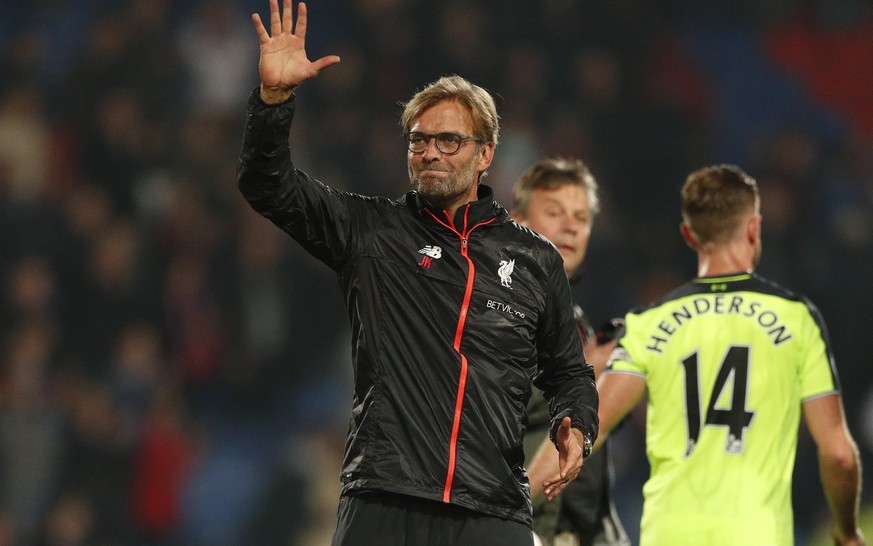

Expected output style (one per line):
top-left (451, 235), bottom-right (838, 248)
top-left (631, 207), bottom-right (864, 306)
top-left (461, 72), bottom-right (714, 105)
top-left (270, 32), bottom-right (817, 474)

top-left (0, 0), bottom-right (871, 544)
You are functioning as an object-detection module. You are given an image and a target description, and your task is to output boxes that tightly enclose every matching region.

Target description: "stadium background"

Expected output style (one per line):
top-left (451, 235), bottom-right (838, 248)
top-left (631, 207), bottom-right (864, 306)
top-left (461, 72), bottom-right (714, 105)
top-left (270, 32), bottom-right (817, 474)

top-left (0, 0), bottom-right (871, 544)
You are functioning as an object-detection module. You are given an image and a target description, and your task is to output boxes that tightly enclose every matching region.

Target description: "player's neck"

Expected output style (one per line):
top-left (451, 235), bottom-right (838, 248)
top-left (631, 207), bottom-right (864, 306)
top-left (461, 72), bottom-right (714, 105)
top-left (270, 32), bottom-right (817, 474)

top-left (697, 251), bottom-right (753, 278)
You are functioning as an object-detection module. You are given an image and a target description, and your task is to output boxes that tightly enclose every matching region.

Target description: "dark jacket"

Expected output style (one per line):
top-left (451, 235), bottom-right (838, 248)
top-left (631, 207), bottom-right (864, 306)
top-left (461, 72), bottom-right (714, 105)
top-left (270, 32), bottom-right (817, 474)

top-left (237, 90), bottom-right (599, 526)
top-left (525, 307), bottom-right (628, 545)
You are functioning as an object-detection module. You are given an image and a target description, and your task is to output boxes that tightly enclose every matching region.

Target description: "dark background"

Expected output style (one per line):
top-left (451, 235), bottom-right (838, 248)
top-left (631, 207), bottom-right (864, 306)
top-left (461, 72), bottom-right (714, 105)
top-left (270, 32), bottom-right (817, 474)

top-left (1, 0), bottom-right (871, 544)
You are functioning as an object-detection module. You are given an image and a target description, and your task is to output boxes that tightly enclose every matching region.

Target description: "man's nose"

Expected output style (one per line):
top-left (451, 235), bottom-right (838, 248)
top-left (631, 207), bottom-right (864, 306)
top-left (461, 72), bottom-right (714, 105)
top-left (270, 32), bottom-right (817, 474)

top-left (421, 138), bottom-right (442, 160)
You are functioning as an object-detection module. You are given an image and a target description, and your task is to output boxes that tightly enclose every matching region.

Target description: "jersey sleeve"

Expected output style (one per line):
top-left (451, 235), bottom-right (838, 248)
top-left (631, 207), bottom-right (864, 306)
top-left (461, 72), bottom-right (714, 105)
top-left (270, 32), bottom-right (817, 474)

top-left (604, 311), bottom-right (648, 377)
top-left (796, 299), bottom-right (840, 400)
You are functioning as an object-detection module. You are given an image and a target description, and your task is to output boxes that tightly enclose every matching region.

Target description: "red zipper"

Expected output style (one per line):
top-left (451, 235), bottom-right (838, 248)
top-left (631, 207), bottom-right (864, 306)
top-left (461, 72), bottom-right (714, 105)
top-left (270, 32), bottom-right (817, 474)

top-left (426, 205), bottom-right (497, 502)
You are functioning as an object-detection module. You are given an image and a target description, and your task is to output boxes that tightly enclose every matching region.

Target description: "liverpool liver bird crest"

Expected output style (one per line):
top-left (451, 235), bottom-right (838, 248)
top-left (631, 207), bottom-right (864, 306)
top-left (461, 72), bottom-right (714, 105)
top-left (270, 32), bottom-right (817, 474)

top-left (498, 259), bottom-right (515, 288)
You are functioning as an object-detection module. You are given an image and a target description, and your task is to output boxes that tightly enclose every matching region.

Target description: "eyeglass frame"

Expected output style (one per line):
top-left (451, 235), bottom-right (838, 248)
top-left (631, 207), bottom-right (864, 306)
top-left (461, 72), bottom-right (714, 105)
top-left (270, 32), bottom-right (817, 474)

top-left (404, 131), bottom-right (484, 155)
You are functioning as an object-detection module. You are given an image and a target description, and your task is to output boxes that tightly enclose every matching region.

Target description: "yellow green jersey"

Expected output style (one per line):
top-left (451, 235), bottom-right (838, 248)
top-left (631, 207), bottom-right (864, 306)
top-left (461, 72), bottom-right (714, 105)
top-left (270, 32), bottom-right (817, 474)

top-left (606, 272), bottom-right (840, 546)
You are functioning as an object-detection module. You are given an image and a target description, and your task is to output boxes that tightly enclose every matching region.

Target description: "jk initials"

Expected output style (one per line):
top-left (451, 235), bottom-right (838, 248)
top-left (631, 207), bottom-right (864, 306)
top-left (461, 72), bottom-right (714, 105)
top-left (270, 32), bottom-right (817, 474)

top-left (418, 256), bottom-right (433, 269)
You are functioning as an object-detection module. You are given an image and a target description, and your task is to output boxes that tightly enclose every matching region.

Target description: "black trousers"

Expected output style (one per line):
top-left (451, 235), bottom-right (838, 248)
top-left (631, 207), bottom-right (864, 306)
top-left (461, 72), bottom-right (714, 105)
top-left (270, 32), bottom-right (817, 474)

top-left (331, 492), bottom-right (535, 546)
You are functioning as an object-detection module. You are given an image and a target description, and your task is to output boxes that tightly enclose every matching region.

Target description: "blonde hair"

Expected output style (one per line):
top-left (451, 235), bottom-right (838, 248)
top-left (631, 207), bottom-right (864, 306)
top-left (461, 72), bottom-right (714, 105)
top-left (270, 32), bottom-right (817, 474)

top-left (400, 75), bottom-right (499, 147)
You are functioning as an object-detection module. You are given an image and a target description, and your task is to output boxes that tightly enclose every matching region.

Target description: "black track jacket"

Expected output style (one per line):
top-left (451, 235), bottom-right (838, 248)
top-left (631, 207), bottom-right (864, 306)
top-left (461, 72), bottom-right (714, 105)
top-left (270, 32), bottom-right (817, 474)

top-left (237, 90), bottom-right (599, 526)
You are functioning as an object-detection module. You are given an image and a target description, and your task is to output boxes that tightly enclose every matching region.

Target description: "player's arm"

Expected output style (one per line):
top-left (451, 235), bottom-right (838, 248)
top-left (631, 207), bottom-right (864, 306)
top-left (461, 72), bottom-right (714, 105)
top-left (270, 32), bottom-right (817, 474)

top-left (583, 338), bottom-right (617, 378)
top-left (592, 370), bottom-right (645, 452)
top-left (802, 394), bottom-right (866, 546)
top-left (527, 433), bottom-right (560, 499)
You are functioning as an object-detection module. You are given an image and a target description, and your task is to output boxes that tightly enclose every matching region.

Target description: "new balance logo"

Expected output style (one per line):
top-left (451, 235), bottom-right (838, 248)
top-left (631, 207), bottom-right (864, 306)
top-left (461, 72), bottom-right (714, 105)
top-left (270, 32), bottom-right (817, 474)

top-left (418, 245), bottom-right (442, 259)
top-left (418, 245), bottom-right (442, 269)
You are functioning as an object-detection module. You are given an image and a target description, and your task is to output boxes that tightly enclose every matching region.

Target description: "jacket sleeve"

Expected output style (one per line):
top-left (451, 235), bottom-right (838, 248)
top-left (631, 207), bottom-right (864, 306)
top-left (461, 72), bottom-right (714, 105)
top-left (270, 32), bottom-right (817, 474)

top-left (237, 89), bottom-right (375, 271)
top-left (532, 251), bottom-right (599, 446)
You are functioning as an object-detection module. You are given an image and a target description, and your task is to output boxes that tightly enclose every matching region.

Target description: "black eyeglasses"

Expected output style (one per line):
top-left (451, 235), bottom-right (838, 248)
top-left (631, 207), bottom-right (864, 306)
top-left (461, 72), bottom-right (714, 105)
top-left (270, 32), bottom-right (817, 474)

top-left (404, 132), bottom-right (483, 155)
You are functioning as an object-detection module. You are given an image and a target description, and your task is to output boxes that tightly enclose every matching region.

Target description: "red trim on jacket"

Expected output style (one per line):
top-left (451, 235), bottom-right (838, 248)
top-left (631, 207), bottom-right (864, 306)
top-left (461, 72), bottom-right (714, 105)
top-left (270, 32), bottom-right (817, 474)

top-left (427, 204), bottom-right (497, 502)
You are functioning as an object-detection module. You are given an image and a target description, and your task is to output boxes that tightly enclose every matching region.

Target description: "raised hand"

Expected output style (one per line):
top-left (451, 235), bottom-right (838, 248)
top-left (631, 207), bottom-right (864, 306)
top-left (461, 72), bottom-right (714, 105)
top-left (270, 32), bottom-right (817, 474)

top-left (251, 0), bottom-right (340, 104)
top-left (542, 417), bottom-right (585, 501)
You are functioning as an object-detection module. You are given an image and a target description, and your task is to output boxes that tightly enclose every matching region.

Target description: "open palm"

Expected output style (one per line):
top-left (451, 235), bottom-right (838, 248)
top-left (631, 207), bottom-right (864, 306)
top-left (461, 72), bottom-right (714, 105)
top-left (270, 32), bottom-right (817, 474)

top-left (251, 0), bottom-right (340, 99)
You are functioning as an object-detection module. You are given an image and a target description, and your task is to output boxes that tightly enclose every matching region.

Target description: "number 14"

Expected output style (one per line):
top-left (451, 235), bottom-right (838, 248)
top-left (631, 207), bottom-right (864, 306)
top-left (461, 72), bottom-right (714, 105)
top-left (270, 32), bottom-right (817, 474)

top-left (680, 346), bottom-right (756, 457)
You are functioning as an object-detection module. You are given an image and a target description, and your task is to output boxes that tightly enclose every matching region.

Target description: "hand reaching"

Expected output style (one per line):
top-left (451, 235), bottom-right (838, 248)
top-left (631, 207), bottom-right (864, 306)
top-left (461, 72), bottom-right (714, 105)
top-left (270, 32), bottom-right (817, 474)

top-left (542, 417), bottom-right (585, 501)
top-left (251, 0), bottom-right (340, 103)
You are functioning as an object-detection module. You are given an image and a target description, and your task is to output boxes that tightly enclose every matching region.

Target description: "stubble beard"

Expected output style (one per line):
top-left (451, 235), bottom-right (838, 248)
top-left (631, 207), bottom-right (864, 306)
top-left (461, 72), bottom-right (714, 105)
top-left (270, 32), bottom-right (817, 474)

top-left (409, 155), bottom-right (479, 211)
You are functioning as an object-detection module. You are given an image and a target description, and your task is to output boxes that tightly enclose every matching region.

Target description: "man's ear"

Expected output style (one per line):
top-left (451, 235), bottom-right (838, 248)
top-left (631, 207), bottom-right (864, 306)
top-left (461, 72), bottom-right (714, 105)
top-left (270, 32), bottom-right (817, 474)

top-left (747, 214), bottom-right (762, 245)
top-left (477, 142), bottom-right (495, 172)
top-left (680, 222), bottom-right (699, 251)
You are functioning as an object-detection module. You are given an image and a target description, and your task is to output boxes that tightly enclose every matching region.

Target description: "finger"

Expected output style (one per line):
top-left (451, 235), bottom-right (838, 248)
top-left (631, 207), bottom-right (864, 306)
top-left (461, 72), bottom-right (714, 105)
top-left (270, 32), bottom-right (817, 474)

top-left (310, 55), bottom-right (342, 72)
top-left (544, 485), bottom-right (557, 501)
top-left (252, 14), bottom-right (270, 44)
top-left (543, 478), bottom-right (569, 501)
top-left (269, 0), bottom-right (281, 36)
top-left (559, 452), bottom-right (580, 479)
top-left (295, 1), bottom-right (308, 38)
top-left (558, 444), bottom-right (581, 479)
top-left (544, 483), bottom-right (558, 500)
top-left (283, 0), bottom-right (293, 35)
top-left (542, 472), bottom-right (563, 492)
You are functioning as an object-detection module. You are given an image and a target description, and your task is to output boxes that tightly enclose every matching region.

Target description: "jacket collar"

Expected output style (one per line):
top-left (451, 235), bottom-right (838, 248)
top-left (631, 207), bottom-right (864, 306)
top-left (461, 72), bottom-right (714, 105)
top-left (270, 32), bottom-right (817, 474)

top-left (407, 184), bottom-right (507, 231)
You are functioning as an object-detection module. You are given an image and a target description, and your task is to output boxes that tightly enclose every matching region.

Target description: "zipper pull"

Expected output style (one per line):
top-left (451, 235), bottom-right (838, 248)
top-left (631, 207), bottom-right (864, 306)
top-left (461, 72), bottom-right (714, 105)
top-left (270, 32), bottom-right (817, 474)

top-left (461, 237), bottom-right (468, 251)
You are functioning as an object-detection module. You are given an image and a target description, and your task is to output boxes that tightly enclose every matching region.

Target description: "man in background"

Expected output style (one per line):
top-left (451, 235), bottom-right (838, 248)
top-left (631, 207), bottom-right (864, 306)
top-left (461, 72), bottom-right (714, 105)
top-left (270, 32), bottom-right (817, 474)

top-left (513, 157), bottom-right (629, 546)
top-left (544, 164), bottom-right (865, 545)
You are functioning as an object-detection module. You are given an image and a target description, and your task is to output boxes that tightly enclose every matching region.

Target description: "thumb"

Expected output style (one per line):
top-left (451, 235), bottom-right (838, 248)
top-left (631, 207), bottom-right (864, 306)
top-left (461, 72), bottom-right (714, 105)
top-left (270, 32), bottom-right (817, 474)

top-left (560, 416), bottom-right (572, 436)
top-left (311, 54), bottom-right (341, 73)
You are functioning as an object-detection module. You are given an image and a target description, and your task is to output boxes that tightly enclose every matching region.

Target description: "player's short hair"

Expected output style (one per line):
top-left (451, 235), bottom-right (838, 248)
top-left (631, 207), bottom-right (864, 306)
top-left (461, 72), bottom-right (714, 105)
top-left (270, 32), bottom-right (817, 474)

top-left (400, 75), bottom-right (499, 148)
top-left (511, 157), bottom-right (600, 218)
top-left (681, 164), bottom-right (760, 246)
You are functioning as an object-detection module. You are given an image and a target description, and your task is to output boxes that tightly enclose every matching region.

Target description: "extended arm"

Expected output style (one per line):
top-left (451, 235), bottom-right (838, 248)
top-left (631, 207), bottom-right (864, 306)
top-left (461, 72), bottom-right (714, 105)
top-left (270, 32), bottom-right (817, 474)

top-left (530, 261), bottom-right (600, 499)
top-left (802, 394), bottom-right (865, 546)
top-left (533, 370), bottom-right (645, 500)
top-left (526, 338), bottom-right (617, 498)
